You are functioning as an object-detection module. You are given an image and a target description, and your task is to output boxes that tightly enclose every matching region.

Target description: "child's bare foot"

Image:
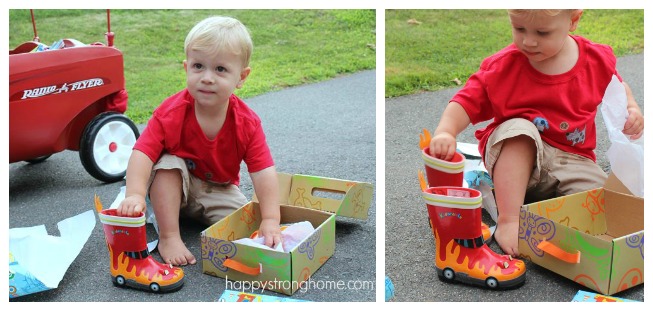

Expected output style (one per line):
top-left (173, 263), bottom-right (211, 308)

top-left (158, 235), bottom-right (196, 266)
top-left (494, 216), bottom-right (520, 257)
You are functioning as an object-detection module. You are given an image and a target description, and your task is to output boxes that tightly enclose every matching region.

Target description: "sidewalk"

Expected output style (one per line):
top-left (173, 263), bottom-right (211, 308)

top-left (9, 70), bottom-right (376, 302)
top-left (384, 54), bottom-right (644, 302)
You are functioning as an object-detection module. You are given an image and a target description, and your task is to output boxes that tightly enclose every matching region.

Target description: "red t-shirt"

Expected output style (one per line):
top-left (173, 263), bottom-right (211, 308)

top-left (452, 35), bottom-right (621, 162)
top-left (134, 89), bottom-right (274, 186)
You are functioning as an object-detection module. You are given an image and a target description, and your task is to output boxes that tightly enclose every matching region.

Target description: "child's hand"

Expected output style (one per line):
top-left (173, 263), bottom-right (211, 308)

top-left (117, 194), bottom-right (146, 217)
top-left (430, 132), bottom-right (457, 161)
top-left (258, 218), bottom-right (282, 249)
top-left (622, 106), bottom-right (644, 140)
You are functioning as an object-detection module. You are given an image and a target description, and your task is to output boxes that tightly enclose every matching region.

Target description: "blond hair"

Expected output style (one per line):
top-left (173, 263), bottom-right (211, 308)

top-left (508, 9), bottom-right (579, 21)
top-left (184, 16), bottom-right (253, 67)
top-left (508, 9), bottom-right (573, 16)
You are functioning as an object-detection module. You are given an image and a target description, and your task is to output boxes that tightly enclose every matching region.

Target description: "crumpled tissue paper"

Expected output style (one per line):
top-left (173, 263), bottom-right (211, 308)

top-left (9, 210), bottom-right (95, 298)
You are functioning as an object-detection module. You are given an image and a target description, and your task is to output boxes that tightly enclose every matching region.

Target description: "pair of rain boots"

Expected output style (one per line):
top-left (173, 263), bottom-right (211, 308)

top-left (419, 130), bottom-right (525, 289)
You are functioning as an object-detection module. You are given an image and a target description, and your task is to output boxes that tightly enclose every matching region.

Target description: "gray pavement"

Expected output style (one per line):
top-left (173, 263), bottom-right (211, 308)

top-left (9, 70), bottom-right (376, 302)
top-left (385, 54), bottom-right (644, 302)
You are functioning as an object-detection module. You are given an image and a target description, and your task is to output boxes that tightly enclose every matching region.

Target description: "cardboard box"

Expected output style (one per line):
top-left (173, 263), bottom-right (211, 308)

top-left (201, 173), bottom-right (373, 295)
top-left (518, 175), bottom-right (643, 295)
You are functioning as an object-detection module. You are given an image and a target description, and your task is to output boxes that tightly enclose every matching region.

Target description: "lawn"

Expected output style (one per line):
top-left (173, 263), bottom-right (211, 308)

top-left (9, 9), bottom-right (376, 124)
top-left (385, 9), bottom-right (644, 98)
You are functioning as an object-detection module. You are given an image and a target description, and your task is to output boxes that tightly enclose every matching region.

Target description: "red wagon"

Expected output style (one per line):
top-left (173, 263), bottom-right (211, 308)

top-left (9, 10), bottom-right (139, 183)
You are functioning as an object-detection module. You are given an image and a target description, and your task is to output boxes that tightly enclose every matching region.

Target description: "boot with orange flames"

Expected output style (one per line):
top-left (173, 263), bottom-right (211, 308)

top-left (95, 196), bottom-right (184, 292)
top-left (422, 186), bottom-right (525, 289)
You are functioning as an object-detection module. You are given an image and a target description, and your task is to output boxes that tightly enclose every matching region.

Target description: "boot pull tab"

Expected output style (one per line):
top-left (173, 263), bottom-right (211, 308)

top-left (94, 194), bottom-right (104, 213)
top-left (418, 170), bottom-right (428, 191)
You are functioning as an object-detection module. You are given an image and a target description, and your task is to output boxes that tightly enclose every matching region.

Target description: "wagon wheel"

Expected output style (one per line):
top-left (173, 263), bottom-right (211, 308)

top-left (79, 112), bottom-right (139, 183)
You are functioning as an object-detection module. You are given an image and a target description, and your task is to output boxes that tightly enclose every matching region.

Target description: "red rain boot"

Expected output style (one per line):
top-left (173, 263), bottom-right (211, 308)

top-left (419, 148), bottom-right (492, 242)
top-left (98, 208), bottom-right (185, 292)
top-left (423, 186), bottom-right (525, 289)
top-left (421, 147), bottom-right (466, 187)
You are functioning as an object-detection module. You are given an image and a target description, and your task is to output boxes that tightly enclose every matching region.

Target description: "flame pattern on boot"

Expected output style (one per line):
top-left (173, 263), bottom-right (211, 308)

top-left (106, 244), bottom-right (184, 290)
top-left (98, 208), bottom-right (185, 292)
top-left (435, 230), bottom-right (525, 287)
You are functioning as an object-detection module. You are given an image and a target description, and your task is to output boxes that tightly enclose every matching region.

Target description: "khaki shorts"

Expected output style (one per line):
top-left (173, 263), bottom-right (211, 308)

top-left (484, 118), bottom-right (607, 203)
top-left (149, 154), bottom-right (247, 225)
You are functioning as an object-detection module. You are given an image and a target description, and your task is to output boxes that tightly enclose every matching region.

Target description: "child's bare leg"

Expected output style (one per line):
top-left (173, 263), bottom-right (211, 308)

top-left (150, 169), bottom-right (196, 266)
top-left (493, 135), bottom-right (536, 257)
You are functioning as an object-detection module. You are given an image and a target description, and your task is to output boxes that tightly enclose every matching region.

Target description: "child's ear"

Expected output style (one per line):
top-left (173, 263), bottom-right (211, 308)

top-left (183, 60), bottom-right (188, 72)
top-left (236, 67), bottom-right (251, 89)
top-left (569, 9), bottom-right (583, 32)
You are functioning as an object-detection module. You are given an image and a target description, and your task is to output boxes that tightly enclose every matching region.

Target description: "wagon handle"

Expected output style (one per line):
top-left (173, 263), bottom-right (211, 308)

top-left (30, 9), bottom-right (39, 42)
top-left (106, 9), bottom-right (114, 47)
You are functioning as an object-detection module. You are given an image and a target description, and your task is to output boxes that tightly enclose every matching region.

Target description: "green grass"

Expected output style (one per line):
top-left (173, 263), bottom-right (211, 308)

top-left (385, 9), bottom-right (644, 98)
top-left (9, 9), bottom-right (376, 123)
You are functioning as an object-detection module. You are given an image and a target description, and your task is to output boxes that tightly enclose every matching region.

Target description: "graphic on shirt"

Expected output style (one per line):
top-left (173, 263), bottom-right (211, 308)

top-left (532, 117), bottom-right (550, 133)
top-left (184, 158), bottom-right (196, 171)
top-left (560, 122), bottom-right (569, 131)
top-left (566, 127), bottom-right (586, 146)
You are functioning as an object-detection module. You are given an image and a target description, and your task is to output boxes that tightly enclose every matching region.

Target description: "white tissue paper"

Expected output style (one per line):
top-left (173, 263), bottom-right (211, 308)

top-left (600, 75), bottom-right (644, 197)
top-left (9, 210), bottom-right (96, 298)
top-left (233, 221), bottom-right (316, 253)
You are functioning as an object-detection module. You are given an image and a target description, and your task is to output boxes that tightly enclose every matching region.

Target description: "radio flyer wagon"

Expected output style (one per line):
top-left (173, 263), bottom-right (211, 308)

top-left (9, 10), bottom-right (139, 183)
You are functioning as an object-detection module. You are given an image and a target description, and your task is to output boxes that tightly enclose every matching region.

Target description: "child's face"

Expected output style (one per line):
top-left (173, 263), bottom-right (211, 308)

top-left (509, 11), bottom-right (580, 64)
top-left (184, 48), bottom-right (250, 108)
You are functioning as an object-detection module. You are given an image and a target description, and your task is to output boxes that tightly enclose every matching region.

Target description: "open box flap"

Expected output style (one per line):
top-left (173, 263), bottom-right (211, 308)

top-left (604, 173), bottom-right (635, 197)
top-left (603, 189), bottom-right (643, 238)
top-left (253, 172), bottom-right (293, 205)
top-left (254, 173), bottom-right (373, 220)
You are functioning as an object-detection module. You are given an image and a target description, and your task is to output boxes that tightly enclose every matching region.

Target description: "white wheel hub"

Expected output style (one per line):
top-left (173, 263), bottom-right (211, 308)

top-left (92, 120), bottom-right (137, 174)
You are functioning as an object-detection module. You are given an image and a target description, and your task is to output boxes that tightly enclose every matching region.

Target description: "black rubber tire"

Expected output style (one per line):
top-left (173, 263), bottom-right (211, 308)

top-left (79, 112), bottom-right (139, 183)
